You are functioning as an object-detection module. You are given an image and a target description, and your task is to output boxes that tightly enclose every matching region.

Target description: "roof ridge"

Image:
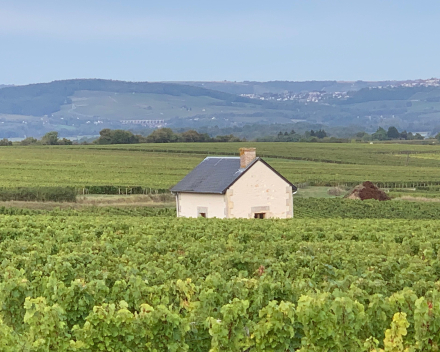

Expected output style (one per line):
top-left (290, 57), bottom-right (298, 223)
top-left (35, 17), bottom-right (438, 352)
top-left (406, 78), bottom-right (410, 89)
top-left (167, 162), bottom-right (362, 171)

top-left (205, 156), bottom-right (239, 159)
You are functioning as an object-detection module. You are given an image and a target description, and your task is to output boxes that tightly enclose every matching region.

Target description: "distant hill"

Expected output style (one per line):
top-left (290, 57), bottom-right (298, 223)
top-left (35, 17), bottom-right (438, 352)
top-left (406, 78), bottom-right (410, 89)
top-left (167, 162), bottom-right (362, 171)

top-left (173, 80), bottom-right (408, 95)
top-left (0, 79), bottom-right (258, 116)
top-left (0, 78), bottom-right (440, 138)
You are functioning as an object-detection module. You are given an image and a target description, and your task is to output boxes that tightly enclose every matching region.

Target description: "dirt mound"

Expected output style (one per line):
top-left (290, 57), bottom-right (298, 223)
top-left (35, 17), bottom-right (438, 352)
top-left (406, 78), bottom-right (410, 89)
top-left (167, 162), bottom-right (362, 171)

top-left (346, 181), bottom-right (390, 201)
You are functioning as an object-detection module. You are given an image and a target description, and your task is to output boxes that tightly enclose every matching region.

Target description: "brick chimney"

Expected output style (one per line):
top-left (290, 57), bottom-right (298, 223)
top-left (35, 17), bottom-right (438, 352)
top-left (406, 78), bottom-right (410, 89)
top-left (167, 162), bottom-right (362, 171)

top-left (239, 147), bottom-right (256, 168)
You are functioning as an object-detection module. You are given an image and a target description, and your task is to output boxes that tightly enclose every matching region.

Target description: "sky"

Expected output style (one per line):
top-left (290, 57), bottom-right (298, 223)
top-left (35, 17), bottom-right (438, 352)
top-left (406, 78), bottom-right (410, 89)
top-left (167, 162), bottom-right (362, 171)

top-left (0, 0), bottom-right (439, 85)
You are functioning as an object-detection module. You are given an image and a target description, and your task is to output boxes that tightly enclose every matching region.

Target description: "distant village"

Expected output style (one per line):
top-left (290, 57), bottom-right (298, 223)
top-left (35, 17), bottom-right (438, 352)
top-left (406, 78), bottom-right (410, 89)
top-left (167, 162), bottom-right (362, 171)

top-left (241, 78), bottom-right (440, 103)
top-left (241, 91), bottom-right (348, 103)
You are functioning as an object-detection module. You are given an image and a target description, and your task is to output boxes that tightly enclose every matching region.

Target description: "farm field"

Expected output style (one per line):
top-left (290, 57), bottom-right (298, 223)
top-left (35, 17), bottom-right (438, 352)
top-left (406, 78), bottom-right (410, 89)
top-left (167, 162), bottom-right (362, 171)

top-left (86, 141), bottom-right (440, 167)
top-left (0, 147), bottom-right (199, 188)
top-left (2, 213), bottom-right (440, 350)
top-left (2, 140), bottom-right (440, 350)
top-left (1, 142), bottom-right (440, 190)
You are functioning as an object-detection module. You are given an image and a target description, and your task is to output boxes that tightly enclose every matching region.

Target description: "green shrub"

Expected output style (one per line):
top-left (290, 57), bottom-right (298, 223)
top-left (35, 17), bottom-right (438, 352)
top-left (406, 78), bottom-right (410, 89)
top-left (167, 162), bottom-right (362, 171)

top-left (0, 187), bottom-right (76, 202)
top-left (80, 186), bottom-right (169, 195)
top-left (20, 137), bottom-right (38, 146)
top-left (0, 138), bottom-right (12, 146)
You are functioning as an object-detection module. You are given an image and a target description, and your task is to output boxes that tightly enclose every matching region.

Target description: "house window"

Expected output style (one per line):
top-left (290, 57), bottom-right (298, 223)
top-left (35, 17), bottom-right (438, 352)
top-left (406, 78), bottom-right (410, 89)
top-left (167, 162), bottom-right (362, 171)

top-left (197, 207), bottom-right (208, 218)
top-left (254, 212), bottom-right (266, 219)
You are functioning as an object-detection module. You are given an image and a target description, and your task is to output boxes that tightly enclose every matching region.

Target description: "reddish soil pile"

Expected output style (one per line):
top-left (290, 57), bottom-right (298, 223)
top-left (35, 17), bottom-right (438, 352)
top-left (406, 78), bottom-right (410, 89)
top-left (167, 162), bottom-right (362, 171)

top-left (346, 181), bottom-right (391, 201)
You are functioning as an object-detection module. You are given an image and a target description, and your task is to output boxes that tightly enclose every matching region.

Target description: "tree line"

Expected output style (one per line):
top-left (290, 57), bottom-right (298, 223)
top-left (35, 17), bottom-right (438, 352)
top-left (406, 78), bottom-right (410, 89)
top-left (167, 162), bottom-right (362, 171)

top-left (0, 129), bottom-right (244, 146)
top-left (0, 126), bottom-right (432, 146)
top-left (257, 129), bottom-right (349, 143)
top-left (261, 126), bottom-right (427, 143)
top-left (19, 132), bottom-right (73, 145)
top-left (0, 132), bottom-right (74, 146)
top-left (94, 128), bottom-right (244, 144)
top-left (358, 127), bottom-right (425, 141)
top-left (101, 126), bottom-right (432, 144)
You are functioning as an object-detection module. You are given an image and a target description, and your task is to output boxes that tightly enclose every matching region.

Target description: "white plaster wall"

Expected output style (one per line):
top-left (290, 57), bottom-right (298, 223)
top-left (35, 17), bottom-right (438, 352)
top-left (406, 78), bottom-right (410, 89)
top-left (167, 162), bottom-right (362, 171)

top-left (227, 160), bottom-right (293, 219)
top-left (177, 193), bottom-right (227, 218)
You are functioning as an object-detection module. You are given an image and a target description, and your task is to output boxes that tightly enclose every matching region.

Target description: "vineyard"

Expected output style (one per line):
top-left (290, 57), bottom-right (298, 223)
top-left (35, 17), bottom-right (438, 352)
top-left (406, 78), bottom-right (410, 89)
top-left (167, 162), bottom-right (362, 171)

top-left (1, 198), bottom-right (440, 219)
top-left (1, 213), bottom-right (440, 350)
top-left (83, 141), bottom-right (440, 167)
top-left (1, 142), bottom-right (440, 350)
top-left (1, 143), bottom-right (440, 190)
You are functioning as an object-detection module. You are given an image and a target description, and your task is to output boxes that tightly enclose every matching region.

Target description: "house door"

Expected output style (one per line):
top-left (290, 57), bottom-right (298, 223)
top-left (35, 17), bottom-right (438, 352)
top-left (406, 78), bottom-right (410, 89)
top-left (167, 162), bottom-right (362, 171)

top-left (254, 212), bottom-right (266, 219)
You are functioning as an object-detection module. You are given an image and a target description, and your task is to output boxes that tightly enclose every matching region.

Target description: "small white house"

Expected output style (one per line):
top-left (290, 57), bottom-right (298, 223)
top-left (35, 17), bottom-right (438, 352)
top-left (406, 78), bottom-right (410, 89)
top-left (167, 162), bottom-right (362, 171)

top-left (170, 148), bottom-right (297, 219)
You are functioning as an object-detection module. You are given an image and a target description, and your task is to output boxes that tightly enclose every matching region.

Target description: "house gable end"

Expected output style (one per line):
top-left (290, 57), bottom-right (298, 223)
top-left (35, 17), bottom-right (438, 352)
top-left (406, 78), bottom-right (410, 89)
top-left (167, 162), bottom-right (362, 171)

top-left (222, 158), bottom-right (297, 193)
top-left (226, 159), bottom-right (294, 219)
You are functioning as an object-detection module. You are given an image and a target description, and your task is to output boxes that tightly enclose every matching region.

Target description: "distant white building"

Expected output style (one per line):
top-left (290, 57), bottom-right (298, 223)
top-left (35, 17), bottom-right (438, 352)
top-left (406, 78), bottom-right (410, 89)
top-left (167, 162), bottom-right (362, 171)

top-left (171, 148), bottom-right (297, 219)
top-left (120, 120), bottom-right (165, 127)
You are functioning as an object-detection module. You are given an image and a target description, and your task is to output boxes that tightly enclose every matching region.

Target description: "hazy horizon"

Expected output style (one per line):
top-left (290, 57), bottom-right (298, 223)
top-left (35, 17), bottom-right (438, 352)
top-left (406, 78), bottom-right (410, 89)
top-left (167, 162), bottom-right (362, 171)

top-left (3, 77), bottom-right (440, 88)
top-left (1, 0), bottom-right (439, 85)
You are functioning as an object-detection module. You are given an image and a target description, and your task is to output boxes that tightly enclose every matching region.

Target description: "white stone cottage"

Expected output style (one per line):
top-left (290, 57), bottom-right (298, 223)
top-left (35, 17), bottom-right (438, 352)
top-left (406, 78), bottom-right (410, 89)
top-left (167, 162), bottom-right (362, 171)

top-left (170, 148), bottom-right (297, 219)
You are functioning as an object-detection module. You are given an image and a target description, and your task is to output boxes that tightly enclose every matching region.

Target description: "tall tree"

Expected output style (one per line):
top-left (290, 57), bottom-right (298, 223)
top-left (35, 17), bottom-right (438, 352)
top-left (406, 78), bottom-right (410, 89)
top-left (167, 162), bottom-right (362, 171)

top-left (41, 131), bottom-right (59, 145)
top-left (400, 130), bottom-right (408, 140)
top-left (315, 129), bottom-right (327, 139)
top-left (372, 127), bottom-right (387, 141)
top-left (146, 128), bottom-right (178, 143)
top-left (387, 126), bottom-right (400, 139)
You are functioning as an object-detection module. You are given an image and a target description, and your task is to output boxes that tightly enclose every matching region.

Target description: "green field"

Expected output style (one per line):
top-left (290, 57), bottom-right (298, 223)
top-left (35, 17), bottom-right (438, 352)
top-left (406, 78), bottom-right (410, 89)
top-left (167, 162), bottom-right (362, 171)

top-left (0, 142), bottom-right (439, 190)
top-left (1, 140), bottom-right (440, 350)
top-left (5, 81), bottom-right (440, 350)
top-left (2, 197), bottom-right (440, 219)
top-left (1, 211), bottom-right (440, 350)
top-left (84, 141), bottom-right (440, 166)
top-left (0, 147), bottom-right (199, 188)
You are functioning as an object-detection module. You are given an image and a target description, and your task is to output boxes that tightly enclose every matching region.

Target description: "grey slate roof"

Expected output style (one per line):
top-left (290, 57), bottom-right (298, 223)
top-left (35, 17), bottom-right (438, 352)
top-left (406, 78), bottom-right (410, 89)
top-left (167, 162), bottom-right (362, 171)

top-left (170, 156), bottom-right (297, 194)
top-left (170, 157), bottom-right (245, 194)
